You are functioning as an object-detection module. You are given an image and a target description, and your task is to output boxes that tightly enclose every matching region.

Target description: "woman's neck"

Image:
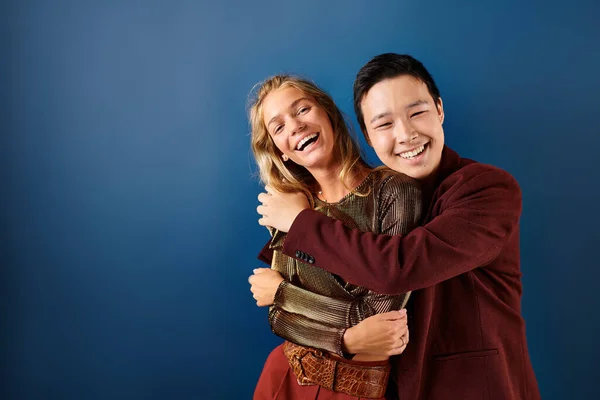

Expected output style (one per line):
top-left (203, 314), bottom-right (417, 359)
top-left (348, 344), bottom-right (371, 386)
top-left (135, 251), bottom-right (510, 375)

top-left (310, 163), bottom-right (370, 203)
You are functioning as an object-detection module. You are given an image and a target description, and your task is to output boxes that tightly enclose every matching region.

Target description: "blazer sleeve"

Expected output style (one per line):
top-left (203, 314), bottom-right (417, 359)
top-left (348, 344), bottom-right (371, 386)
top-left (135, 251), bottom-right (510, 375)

top-left (257, 240), bottom-right (273, 265)
top-left (280, 168), bottom-right (521, 295)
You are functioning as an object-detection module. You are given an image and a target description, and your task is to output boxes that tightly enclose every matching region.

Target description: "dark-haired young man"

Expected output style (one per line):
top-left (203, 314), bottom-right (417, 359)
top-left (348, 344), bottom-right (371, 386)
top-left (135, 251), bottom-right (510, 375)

top-left (257, 54), bottom-right (540, 399)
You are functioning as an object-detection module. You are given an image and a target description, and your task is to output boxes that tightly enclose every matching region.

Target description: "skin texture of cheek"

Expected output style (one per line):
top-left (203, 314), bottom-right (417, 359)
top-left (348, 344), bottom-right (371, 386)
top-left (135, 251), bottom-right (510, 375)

top-left (273, 139), bottom-right (291, 159)
top-left (372, 139), bottom-right (394, 165)
top-left (375, 150), bottom-right (391, 166)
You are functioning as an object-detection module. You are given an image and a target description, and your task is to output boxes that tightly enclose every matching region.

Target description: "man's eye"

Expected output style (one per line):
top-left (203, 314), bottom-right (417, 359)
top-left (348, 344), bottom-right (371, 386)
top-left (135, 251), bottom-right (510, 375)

top-left (411, 111), bottom-right (426, 118)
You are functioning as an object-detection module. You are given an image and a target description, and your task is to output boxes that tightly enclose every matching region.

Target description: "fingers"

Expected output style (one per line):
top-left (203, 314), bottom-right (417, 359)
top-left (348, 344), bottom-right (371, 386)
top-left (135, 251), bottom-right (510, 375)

top-left (256, 205), bottom-right (267, 216)
top-left (248, 269), bottom-right (270, 287)
top-left (394, 321), bottom-right (409, 338)
top-left (386, 332), bottom-right (410, 356)
top-left (386, 318), bottom-right (408, 347)
top-left (250, 285), bottom-right (266, 306)
top-left (253, 294), bottom-right (268, 307)
top-left (248, 271), bottom-right (262, 284)
top-left (258, 192), bottom-right (270, 203)
top-left (254, 296), bottom-right (265, 307)
top-left (257, 202), bottom-right (269, 225)
top-left (399, 332), bottom-right (408, 347)
top-left (250, 269), bottom-right (272, 307)
top-left (388, 342), bottom-right (408, 356)
top-left (251, 288), bottom-right (260, 305)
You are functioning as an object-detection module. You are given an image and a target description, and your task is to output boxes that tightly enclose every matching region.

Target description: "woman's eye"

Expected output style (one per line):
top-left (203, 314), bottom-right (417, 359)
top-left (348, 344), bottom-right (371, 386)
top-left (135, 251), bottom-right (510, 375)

top-left (274, 125), bottom-right (284, 134)
top-left (376, 122), bottom-right (392, 129)
top-left (298, 107), bottom-right (310, 115)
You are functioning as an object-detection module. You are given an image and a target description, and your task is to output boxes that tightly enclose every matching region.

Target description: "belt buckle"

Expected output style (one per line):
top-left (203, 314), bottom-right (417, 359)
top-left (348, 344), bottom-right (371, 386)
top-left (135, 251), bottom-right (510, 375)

top-left (289, 348), bottom-right (315, 386)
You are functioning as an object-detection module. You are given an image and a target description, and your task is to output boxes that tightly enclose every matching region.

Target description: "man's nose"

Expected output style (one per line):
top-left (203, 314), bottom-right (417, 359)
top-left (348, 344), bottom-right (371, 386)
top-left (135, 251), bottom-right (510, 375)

top-left (394, 122), bottom-right (418, 143)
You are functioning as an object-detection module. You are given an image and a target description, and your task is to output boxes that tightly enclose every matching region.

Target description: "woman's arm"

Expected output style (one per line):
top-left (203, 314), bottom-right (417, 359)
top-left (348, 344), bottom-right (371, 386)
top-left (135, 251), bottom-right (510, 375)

top-left (259, 173), bottom-right (422, 355)
top-left (269, 305), bottom-right (409, 358)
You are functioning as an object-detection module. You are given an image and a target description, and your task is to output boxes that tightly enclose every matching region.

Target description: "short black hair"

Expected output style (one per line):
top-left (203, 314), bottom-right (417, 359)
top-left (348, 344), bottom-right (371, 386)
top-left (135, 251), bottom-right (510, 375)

top-left (353, 53), bottom-right (441, 136)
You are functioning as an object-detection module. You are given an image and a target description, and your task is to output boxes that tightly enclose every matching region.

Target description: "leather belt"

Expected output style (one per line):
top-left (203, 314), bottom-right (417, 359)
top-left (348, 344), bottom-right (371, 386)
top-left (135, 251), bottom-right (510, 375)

top-left (283, 341), bottom-right (390, 399)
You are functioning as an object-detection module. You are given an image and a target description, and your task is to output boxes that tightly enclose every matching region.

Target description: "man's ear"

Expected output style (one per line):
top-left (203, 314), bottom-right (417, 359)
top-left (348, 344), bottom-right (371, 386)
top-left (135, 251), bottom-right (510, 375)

top-left (436, 97), bottom-right (445, 125)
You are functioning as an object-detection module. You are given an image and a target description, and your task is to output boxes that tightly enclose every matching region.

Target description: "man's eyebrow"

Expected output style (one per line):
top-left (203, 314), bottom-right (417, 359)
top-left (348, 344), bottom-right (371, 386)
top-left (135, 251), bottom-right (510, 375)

top-left (406, 100), bottom-right (429, 110)
top-left (370, 111), bottom-right (392, 124)
top-left (267, 97), bottom-right (310, 128)
top-left (369, 100), bottom-right (430, 125)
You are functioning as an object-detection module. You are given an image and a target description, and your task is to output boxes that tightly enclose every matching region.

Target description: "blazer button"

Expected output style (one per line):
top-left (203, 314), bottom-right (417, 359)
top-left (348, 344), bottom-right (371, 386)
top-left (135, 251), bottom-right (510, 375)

top-left (295, 250), bottom-right (302, 258)
top-left (308, 257), bottom-right (315, 264)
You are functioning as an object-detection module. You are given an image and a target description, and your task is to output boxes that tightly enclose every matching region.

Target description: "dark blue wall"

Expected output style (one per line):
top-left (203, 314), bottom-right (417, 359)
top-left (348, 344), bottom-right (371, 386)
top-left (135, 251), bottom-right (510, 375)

top-left (3, 0), bottom-right (599, 398)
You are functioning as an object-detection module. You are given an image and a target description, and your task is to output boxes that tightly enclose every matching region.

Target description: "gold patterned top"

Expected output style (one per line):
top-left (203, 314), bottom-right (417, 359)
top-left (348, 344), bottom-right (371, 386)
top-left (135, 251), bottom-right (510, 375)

top-left (267, 169), bottom-right (422, 356)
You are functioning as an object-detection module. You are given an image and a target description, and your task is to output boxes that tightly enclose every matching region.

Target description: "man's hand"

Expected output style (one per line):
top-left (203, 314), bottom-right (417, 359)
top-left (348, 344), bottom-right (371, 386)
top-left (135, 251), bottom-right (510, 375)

top-left (343, 310), bottom-right (409, 356)
top-left (248, 268), bottom-right (285, 307)
top-left (257, 186), bottom-right (310, 232)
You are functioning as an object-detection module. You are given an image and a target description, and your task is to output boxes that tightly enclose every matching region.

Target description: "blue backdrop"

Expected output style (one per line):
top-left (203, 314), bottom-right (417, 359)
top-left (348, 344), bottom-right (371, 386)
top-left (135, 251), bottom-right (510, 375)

top-left (3, 0), bottom-right (599, 398)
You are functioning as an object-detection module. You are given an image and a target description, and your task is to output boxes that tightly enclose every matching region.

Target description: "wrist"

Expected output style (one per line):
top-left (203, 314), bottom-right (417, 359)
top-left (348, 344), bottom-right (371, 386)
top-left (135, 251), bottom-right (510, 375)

top-left (294, 204), bottom-right (308, 219)
top-left (285, 207), bottom-right (305, 233)
top-left (272, 278), bottom-right (287, 307)
top-left (342, 326), bottom-right (359, 355)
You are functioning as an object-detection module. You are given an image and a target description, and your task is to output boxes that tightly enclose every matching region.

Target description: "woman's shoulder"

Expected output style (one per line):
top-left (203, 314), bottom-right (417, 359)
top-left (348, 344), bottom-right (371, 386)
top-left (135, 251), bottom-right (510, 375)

top-left (370, 167), bottom-right (421, 194)
top-left (368, 167), bottom-right (423, 224)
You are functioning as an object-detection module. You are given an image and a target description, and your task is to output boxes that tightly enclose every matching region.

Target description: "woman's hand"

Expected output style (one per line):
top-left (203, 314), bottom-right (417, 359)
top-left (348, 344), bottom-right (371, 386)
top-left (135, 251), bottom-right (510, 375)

top-left (248, 268), bottom-right (285, 306)
top-left (343, 310), bottom-right (409, 357)
top-left (257, 186), bottom-right (310, 233)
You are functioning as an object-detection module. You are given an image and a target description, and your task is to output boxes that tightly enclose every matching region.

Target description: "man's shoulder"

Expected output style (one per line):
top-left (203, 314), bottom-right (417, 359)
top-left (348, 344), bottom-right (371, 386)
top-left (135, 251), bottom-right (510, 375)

top-left (450, 156), bottom-right (519, 188)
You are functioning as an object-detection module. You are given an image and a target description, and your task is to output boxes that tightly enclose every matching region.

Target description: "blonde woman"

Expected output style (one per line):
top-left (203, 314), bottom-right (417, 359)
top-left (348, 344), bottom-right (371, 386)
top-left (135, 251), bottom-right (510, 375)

top-left (248, 75), bottom-right (421, 399)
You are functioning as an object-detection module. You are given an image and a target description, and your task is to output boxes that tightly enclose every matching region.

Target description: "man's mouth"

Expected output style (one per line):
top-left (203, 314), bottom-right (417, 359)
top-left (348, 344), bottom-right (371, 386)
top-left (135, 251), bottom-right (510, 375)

top-left (296, 133), bottom-right (320, 151)
top-left (399, 144), bottom-right (427, 159)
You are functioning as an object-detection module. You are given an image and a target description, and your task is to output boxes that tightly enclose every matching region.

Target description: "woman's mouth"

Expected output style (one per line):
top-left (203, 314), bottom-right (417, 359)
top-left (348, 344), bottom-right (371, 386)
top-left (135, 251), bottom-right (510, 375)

top-left (296, 133), bottom-right (320, 151)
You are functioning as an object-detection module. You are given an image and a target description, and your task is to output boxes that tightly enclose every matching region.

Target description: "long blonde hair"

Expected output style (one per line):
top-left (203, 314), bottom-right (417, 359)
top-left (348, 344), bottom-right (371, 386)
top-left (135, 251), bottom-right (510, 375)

top-left (248, 75), bottom-right (367, 199)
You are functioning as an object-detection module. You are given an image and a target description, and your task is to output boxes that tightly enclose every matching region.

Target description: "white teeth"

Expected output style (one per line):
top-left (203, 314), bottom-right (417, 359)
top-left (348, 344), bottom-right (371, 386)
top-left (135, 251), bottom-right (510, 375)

top-left (399, 145), bottom-right (425, 159)
top-left (296, 133), bottom-right (318, 150)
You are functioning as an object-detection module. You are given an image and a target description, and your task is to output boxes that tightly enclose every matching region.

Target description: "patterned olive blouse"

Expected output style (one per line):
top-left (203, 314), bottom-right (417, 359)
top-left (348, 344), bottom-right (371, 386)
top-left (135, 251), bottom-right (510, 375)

top-left (268, 169), bottom-right (422, 356)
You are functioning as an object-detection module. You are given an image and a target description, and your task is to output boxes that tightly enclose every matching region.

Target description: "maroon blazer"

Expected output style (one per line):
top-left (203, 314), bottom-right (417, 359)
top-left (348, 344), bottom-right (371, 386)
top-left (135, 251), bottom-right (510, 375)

top-left (259, 146), bottom-right (540, 400)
